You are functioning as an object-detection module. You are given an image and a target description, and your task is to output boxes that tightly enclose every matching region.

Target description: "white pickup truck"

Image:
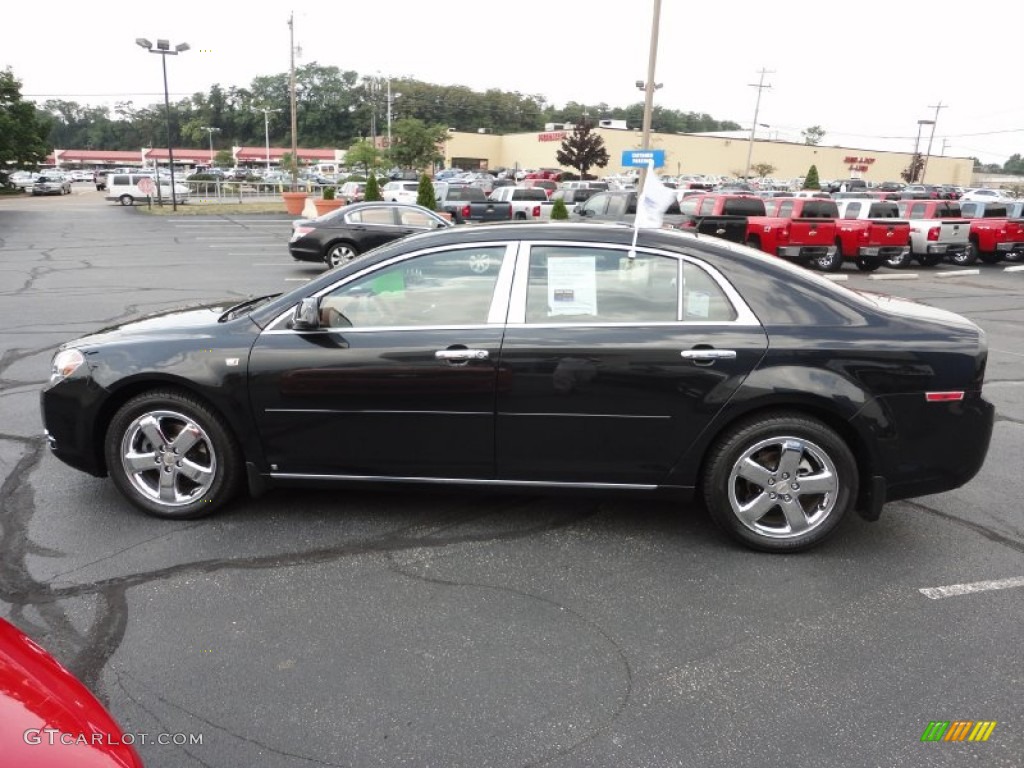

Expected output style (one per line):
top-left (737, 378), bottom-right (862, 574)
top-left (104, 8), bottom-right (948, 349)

top-left (488, 186), bottom-right (553, 219)
top-left (892, 200), bottom-right (970, 268)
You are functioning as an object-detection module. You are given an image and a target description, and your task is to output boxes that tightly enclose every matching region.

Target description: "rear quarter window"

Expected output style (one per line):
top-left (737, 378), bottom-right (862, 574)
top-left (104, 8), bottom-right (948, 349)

top-left (722, 198), bottom-right (767, 216)
top-left (868, 203), bottom-right (900, 218)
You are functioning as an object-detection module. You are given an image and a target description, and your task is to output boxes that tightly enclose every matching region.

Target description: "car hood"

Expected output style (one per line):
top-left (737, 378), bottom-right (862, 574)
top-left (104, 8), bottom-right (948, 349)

top-left (67, 300), bottom-right (240, 349)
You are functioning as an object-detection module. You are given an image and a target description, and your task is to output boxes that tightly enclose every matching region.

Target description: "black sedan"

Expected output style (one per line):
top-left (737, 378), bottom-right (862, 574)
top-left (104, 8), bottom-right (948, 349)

top-left (289, 201), bottom-right (451, 268)
top-left (41, 223), bottom-right (994, 552)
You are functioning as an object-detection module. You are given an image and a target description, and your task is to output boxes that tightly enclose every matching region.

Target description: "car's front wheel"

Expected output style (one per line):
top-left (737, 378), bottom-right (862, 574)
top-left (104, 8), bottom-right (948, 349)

top-left (119, 195), bottom-right (134, 206)
top-left (702, 412), bottom-right (857, 552)
top-left (105, 390), bottom-right (241, 519)
top-left (325, 242), bottom-right (359, 268)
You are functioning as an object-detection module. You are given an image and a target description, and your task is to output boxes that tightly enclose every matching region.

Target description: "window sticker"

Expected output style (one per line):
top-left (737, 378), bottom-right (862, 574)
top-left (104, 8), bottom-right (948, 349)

top-left (685, 290), bottom-right (711, 319)
top-left (547, 256), bottom-right (597, 316)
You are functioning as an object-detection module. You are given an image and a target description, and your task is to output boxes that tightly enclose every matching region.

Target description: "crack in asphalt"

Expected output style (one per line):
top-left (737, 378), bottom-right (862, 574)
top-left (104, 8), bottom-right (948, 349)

top-left (903, 499), bottom-right (1024, 554)
top-left (386, 538), bottom-right (635, 768)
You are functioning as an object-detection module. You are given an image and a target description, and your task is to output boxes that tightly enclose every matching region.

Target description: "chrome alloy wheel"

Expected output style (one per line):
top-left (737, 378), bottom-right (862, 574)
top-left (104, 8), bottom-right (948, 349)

top-left (727, 436), bottom-right (839, 539)
top-left (120, 409), bottom-right (218, 507)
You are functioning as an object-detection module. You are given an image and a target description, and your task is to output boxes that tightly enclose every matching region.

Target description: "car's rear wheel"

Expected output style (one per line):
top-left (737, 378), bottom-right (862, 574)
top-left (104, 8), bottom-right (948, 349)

top-left (702, 412), bottom-right (857, 552)
top-left (119, 195), bottom-right (134, 206)
top-left (105, 390), bottom-right (241, 519)
top-left (815, 245), bottom-right (844, 272)
top-left (948, 242), bottom-right (976, 266)
top-left (978, 252), bottom-right (1003, 265)
top-left (325, 242), bottom-right (359, 268)
top-left (855, 258), bottom-right (881, 272)
top-left (917, 254), bottom-right (943, 267)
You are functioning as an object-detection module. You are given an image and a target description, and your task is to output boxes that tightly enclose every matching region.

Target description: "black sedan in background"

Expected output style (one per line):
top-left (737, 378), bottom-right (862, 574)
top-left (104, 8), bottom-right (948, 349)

top-left (289, 201), bottom-right (451, 268)
top-left (41, 224), bottom-right (993, 552)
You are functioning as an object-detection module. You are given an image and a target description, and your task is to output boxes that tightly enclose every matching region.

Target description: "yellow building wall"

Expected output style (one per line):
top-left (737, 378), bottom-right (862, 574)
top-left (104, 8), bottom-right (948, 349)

top-left (446, 130), bottom-right (973, 186)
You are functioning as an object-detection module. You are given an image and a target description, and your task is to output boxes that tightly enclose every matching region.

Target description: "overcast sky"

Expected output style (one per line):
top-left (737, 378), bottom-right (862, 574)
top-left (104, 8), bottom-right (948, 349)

top-left (5, 0), bottom-right (1022, 165)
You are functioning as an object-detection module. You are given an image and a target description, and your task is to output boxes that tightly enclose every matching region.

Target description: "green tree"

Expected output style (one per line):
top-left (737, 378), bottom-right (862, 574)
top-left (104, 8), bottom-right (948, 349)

top-left (214, 149), bottom-right (233, 167)
top-left (0, 68), bottom-right (51, 168)
top-left (555, 120), bottom-right (609, 180)
top-left (364, 173), bottom-right (382, 201)
top-left (416, 173), bottom-right (436, 209)
top-left (804, 165), bottom-right (821, 190)
top-left (550, 198), bottom-right (569, 220)
top-left (389, 118), bottom-right (448, 170)
top-left (752, 162), bottom-right (776, 178)
top-left (901, 154), bottom-right (924, 183)
top-left (1003, 153), bottom-right (1024, 175)
top-left (345, 139), bottom-right (381, 177)
top-left (801, 125), bottom-right (826, 146)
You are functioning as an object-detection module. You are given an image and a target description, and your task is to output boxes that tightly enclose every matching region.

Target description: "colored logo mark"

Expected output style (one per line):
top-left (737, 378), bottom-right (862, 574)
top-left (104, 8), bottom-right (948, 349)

top-left (921, 721), bottom-right (997, 742)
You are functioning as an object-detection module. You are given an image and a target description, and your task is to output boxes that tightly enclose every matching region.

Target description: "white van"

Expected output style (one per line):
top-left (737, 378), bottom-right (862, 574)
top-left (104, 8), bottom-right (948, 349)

top-left (105, 172), bottom-right (190, 206)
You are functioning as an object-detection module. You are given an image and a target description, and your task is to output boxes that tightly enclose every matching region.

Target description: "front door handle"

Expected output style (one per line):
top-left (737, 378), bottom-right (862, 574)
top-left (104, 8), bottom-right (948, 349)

top-left (435, 349), bottom-right (489, 364)
top-left (681, 349), bottom-right (737, 363)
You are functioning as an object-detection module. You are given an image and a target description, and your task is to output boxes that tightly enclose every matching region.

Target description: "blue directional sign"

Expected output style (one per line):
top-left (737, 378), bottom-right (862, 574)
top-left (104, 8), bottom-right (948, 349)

top-left (621, 149), bottom-right (666, 168)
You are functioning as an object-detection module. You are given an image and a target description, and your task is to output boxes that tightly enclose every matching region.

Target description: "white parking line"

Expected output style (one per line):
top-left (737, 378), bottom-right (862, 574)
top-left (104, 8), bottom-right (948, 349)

top-left (869, 273), bottom-right (918, 280)
top-left (935, 269), bottom-right (980, 277)
top-left (207, 244), bottom-right (280, 249)
top-left (821, 274), bottom-right (848, 281)
top-left (1005, 265), bottom-right (1024, 273)
top-left (919, 576), bottom-right (1024, 600)
top-left (284, 278), bottom-right (310, 282)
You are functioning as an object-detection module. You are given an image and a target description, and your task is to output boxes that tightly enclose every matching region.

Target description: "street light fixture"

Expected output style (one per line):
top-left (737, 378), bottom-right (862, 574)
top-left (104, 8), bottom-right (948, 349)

top-left (257, 108), bottom-right (283, 171)
top-left (136, 37), bottom-right (190, 211)
top-left (201, 126), bottom-right (220, 166)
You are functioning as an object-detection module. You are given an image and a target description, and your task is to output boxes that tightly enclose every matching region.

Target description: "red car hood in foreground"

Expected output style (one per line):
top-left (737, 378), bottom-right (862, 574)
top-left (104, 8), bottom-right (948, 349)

top-left (0, 618), bottom-right (143, 767)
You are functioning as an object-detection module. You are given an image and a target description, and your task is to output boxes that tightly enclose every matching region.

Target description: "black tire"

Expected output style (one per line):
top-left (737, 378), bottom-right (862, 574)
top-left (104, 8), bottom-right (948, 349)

top-left (855, 257), bottom-right (881, 272)
top-left (514, 211), bottom-right (527, 220)
top-left (917, 254), bottom-right (943, 267)
top-left (702, 411), bottom-right (857, 553)
top-left (119, 194), bottom-right (134, 206)
top-left (884, 250), bottom-right (914, 269)
top-left (948, 242), bottom-right (977, 266)
top-left (104, 389), bottom-right (242, 519)
top-left (324, 241), bottom-right (359, 269)
top-left (815, 244), bottom-right (844, 272)
top-left (978, 252), bottom-right (1003, 265)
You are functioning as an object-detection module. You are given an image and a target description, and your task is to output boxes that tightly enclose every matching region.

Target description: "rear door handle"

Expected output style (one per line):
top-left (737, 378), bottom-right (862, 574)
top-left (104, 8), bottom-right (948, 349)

top-left (435, 349), bottom-right (489, 363)
top-left (681, 349), bottom-right (737, 361)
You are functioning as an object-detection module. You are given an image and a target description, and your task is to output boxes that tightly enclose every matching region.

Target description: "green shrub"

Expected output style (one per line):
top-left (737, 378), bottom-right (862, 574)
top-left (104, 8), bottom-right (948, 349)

top-left (804, 165), bottom-right (821, 190)
top-left (550, 198), bottom-right (569, 220)
top-left (322, 186), bottom-right (336, 200)
top-left (364, 174), bottom-right (382, 201)
top-left (416, 173), bottom-right (436, 209)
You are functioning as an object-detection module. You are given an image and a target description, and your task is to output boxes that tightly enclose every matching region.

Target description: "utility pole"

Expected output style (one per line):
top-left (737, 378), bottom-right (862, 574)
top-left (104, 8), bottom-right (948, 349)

top-left (743, 69), bottom-right (773, 181)
top-left (920, 101), bottom-right (947, 183)
top-left (288, 12), bottom-right (299, 191)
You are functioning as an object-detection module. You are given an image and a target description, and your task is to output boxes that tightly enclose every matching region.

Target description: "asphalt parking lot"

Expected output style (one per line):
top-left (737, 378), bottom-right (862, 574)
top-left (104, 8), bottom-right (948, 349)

top-left (1, 190), bottom-right (1022, 767)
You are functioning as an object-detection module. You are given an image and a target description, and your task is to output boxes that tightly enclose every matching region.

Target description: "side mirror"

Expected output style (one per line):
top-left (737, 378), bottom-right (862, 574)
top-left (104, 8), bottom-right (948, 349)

top-left (292, 297), bottom-right (321, 330)
top-left (576, 208), bottom-right (590, 217)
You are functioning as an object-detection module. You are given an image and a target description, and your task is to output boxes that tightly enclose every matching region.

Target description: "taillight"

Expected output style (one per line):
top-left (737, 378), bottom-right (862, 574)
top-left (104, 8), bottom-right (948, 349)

top-left (532, 205), bottom-right (540, 218)
top-left (461, 204), bottom-right (471, 219)
top-left (926, 392), bottom-right (964, 402)
top-left (927, 226), bottom-right (940, 241)
top-left (859, 228), bottom-right (870, 242)
top-left (781, 223), bottom-right (791, 242)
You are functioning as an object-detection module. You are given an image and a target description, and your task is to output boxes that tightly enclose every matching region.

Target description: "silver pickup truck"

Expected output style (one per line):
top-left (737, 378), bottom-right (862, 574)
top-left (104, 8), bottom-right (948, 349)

top-left (892, 200), bottom-right (970, 268)
top-left (488, 186), bottom-right (554, 219)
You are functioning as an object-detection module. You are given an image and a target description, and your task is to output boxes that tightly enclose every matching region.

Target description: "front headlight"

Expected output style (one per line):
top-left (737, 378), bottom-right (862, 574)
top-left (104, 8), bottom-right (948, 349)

top-left (50, 348), bottom-right (85, 383)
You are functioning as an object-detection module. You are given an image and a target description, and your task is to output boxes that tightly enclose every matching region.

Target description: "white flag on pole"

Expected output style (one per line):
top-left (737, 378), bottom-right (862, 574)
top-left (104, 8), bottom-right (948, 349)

top-left (633, 159), bottom-right (676, 229)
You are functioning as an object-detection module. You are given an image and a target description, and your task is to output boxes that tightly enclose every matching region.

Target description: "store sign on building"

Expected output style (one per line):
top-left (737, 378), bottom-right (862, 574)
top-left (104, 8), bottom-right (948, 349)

top-left (845, 156), bottom-right (875, 173)
top-left (538, 132), bottom-right (567, 142)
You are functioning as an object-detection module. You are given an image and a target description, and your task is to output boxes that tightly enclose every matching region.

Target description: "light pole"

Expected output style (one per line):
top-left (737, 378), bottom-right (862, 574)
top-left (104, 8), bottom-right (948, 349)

top-left (637, 0), bottom-right (663, 189)
top-left (201, 126), bottom-right (220, 166)
top-left (136, 37), bottom-right (189, 211)
top-left (386, 79), bottom-right (402, 152)
top-left (257, 108), bottom-right (283, 171)
top-left (921, 101), bottom-right (947, 184)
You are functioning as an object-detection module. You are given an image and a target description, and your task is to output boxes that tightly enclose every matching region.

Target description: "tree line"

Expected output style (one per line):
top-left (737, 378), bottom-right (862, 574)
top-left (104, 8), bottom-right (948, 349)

top-left (36, 63), bottom-right (743, 154)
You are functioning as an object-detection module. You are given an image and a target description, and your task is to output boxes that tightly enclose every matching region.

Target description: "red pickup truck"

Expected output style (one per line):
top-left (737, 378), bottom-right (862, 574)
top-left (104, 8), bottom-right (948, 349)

top-left (956, 200), bottom-right (1024, 265)
top-left (680, 194), bottom-right (836, 265)
top-left (827, 199), bottom-right (911, 272)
